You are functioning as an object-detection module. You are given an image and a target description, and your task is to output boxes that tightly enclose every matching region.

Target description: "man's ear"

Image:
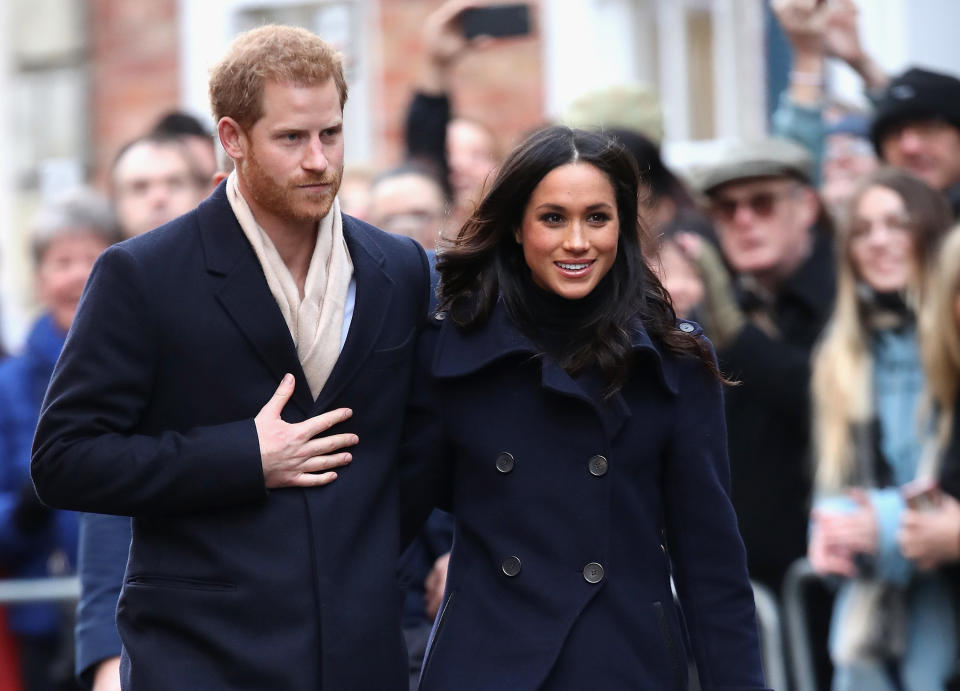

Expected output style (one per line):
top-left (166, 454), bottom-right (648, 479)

top-left (514, 227), bottom-right (522, 244)
top-left (218, 117), bottom-right (246, 162)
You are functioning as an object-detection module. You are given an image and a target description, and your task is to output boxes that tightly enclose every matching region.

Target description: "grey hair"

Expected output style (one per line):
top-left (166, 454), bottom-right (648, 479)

top-left (31, 187), bottom-right (121, 264)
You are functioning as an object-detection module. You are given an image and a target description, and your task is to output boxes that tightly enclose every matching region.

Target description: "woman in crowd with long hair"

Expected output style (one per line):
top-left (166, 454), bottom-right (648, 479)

top-left (402, 126), bottom-right (767, 690)
top-left (901, 226), bottom-right (960, 520)
top-left (896, 225), bottom-right (960, 633)
top-left (808, 167), bottom-right (955, 690)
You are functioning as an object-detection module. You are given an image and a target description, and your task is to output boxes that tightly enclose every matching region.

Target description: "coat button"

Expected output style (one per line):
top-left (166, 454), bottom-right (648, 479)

top-left (434, 311), bottom-right (446, 321)
top-left (678, 321), bottom-right (695, 333)
top-left (495, 452), bottom-right (515, 474)
top-left (501, 556), bottom-right (522, 577)
top-left (588, 455), bottom-right (608, 477)
top-left (583, 562), bottom-right (604, 584)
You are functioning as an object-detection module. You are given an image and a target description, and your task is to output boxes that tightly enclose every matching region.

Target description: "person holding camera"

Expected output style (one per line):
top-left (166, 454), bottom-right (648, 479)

top-left (405, 0), bottom-right (531, 234)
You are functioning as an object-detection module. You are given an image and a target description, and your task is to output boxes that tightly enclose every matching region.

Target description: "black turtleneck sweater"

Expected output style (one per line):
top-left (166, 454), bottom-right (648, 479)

top-left (509, 268), bottom-right (615, 368)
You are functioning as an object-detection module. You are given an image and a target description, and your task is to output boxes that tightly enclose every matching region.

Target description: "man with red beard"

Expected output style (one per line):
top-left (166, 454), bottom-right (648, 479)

top-left (31, 25), bottom-right (430, 691)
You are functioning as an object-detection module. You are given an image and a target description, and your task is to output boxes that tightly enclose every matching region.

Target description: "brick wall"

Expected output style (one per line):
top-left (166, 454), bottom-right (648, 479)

top-left (88, 0), bottom-right (180, 187)
top-left (86, 0), bottom-right (545, 181)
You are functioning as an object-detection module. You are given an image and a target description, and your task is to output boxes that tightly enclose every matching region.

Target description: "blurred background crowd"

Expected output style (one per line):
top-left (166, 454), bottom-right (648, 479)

top-left (3, 0), bottom-right (960, 690)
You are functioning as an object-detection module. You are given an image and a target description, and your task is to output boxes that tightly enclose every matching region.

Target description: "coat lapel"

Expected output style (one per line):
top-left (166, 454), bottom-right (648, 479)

top-left (540, 359), bottom-right (633, 440)
top-left (198, 183), bottom-right (314, 417)
top-left (311, 217), bottom-right (394, 413)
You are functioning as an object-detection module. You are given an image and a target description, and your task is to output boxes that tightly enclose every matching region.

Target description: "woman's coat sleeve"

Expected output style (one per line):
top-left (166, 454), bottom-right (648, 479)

top-left (662, 345), bottom-right (770, 691)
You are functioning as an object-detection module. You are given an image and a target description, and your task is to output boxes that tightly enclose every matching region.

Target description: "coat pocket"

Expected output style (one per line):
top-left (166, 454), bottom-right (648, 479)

top-left (653, 600), bottom-right (686, 691)
top-left (126, 575), bottom-right (237, 592)
top-left (418, 589), bottom-right (456, 689)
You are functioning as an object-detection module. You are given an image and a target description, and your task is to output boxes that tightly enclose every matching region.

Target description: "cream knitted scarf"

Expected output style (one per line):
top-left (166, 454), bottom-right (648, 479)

top-left (227, 170), bottom-right (353, 399)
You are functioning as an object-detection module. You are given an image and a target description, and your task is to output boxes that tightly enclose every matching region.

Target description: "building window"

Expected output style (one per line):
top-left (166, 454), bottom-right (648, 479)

top-left (543, 0), bottom-right (765, 166)
top-left (10, 0), bottom-right (89, 194)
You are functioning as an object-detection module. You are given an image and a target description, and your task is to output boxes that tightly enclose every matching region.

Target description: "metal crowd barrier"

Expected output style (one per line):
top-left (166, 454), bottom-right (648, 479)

top-left (751, 579), bottom-right (789, 691)
top-left (781, 558), bottom-right (820, 691)
top-left (0, 574), bottom-right (805, 690)
top-left (0, 576), bottom-right (80, 604)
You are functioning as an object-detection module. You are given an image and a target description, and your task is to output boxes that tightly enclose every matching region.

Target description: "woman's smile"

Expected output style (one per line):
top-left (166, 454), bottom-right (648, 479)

top-left (554, 259), bottom-right (595, 277)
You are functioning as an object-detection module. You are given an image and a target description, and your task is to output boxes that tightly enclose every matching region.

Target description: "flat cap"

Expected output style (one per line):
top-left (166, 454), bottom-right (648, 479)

top-left (693, 137), bottom-right (814, 194)
top-left (560, 83), bottom-right (664, 145)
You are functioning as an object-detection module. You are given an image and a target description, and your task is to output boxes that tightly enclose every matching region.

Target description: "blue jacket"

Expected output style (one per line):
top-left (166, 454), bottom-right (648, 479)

top-left (74, 511), bottom-right (127, 681)
top-left (0, 314), bottom-right (78, 636)
top-left (403, 302), bottom-right (769, 690)
top-left (31, 183), bottom-right (431, 690)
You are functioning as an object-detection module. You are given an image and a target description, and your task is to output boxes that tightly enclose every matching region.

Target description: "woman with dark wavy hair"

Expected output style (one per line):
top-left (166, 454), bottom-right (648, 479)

top-left (403, 126), bottom-right (768, 690)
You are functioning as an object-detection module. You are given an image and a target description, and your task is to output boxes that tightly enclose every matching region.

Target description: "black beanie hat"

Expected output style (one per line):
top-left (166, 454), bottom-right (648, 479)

top-left (870, 67), bottom-right (960, 156)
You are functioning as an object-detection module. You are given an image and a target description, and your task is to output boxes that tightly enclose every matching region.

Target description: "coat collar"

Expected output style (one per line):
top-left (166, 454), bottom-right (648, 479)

top-left (431, 298), bottom-right (679, 396)
top-left (198, 181), bottom-right (393, 417)
top-left (430, 300), bottom-right (679, 440)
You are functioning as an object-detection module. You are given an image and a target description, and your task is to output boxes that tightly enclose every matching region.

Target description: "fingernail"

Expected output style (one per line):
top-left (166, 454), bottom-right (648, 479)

top-left (283, 373), bottom-right (293, 386)
top-left (344, 409), bottom-right (352, 419)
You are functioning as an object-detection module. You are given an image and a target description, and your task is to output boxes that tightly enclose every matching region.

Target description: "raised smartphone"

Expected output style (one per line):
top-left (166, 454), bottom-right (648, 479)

top-left (460, 4), bottom-right (531, 40)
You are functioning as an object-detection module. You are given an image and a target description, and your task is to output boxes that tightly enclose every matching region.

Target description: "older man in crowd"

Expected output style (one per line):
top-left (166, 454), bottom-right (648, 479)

top-left (0, 190), bottom-right (119, 691)
top-left (691, 138), bottom-right (836, 595)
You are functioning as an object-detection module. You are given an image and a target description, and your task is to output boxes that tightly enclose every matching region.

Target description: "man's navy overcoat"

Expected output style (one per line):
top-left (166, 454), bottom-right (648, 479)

top-left (403, 302), bottom-right (771, 691)
top-left (31, 182), bottom-right (430, 690)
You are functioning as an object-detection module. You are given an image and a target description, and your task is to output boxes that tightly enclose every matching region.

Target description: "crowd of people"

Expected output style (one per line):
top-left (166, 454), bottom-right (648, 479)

top-left (1, 0), bottom-right (960, 689)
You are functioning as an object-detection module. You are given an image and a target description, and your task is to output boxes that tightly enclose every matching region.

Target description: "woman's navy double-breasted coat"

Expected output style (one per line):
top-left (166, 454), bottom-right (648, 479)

top-left (402, 300), bottom-right (770, 691)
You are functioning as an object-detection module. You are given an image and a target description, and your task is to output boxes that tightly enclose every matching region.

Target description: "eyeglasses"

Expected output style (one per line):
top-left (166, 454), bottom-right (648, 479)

top-left (709, 186), bottom-right (800, 222)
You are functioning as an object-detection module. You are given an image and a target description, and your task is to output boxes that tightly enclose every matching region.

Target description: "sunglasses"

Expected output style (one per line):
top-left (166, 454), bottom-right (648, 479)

top-left (710, 186), bottom-right (800, 222)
